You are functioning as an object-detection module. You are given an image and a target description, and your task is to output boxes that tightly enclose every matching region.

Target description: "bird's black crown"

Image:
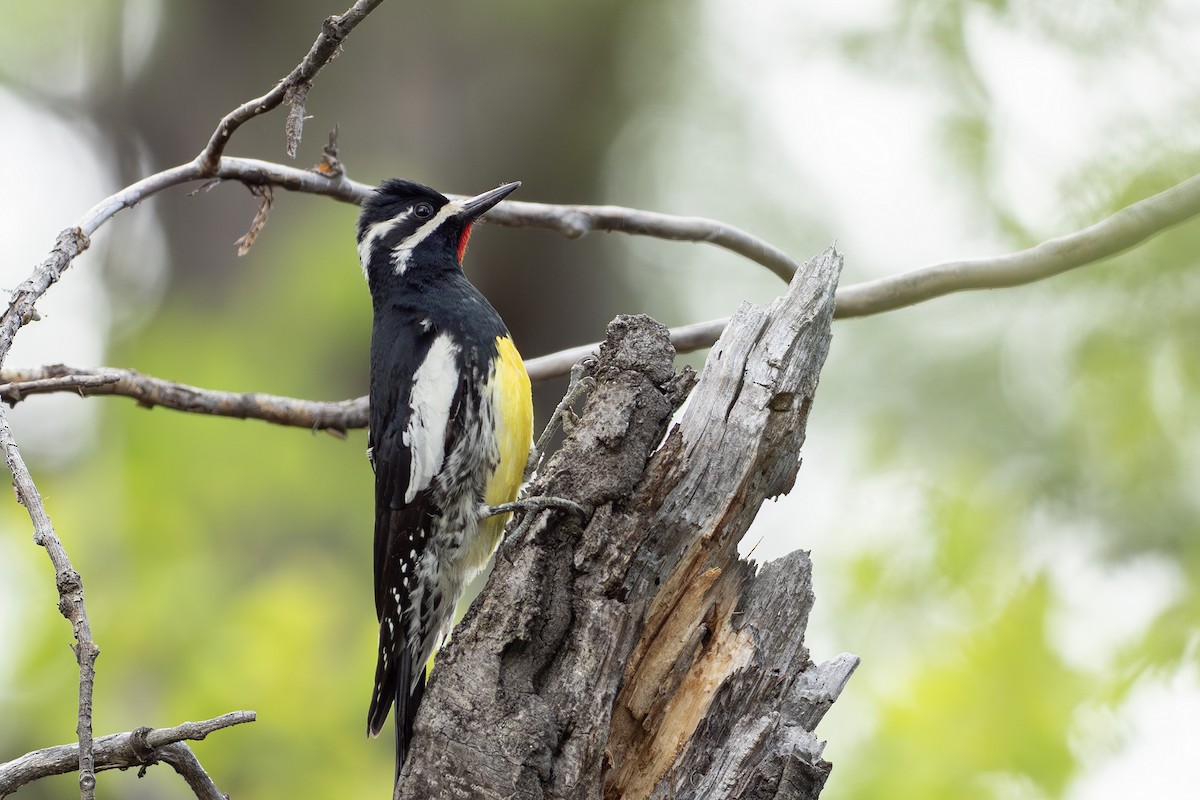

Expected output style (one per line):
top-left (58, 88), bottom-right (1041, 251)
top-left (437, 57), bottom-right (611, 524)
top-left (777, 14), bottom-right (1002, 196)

top-left (357, 179), bottom-right (449, 238)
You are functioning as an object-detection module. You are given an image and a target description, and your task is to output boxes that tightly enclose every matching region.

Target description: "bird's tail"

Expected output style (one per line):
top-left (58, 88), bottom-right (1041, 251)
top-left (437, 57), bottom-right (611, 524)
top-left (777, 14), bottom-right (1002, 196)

top-left (393, 664), bottom-right (425, 782)
top-left (368, 637), bottom-right (427, 783)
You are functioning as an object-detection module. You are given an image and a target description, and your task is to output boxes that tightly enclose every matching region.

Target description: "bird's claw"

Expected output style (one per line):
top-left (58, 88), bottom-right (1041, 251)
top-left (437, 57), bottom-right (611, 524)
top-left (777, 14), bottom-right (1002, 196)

top-left (482, 495), bottom-right (590, 553)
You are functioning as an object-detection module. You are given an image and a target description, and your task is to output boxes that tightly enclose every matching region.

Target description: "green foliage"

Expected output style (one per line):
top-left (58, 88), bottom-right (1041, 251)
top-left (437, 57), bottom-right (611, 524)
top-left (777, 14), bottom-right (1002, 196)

top-left (843, 579), bottom-right (1087, 798)
top-left (805, 4), bottom-right (1200, 798)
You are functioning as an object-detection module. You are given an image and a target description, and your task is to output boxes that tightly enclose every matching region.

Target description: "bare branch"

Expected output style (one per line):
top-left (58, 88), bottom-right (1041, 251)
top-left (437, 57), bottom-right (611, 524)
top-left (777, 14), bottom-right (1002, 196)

top-left (5, 151), bottom-right (1200, 423)
top-left (0, 371), bottom-right (121, 399)
top-left (180, 164), bottom-right (1200, 318)
top-left (0, 365), bottom-right (365, 435)
top-left (0, 711), bottom-right (255, 798)
top-left (481, 199), bottom-right (803, 282)
top-left (0, 227), bottom-right (88, 367)
top-left (834, 171), bottom-right (1200, 317)
top-left (195, 0), bottom-right (386, 172)
top-left (208, 165), bottom-right (1200, 314)
top-left (0, 406), bottom-right (100, 800)
top-left (79, 158), bottom-right (362, 240)
top-left (16, 158), bottom-right (1200, 387)
top-left (5, 162), bottom-right (1200, 421)
top-left (152, 743), bottom-right (226, 800)
top-left (69, 158), bottom-right (804, 289)
top-left (533, 173), bottom-right (1200, 369)
top-left (3, 4), bottom-right (382, 368)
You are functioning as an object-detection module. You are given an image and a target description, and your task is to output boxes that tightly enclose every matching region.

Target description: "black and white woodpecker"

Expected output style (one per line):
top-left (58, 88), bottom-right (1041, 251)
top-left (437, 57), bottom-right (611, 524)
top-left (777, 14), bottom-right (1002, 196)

top-left (356, 178), bottom-right (533, 776)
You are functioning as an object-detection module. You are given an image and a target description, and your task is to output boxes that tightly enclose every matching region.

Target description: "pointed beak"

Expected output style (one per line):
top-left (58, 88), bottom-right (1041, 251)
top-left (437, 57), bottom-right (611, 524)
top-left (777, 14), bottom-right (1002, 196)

top-left (458, 181), bottom-right (521, 221)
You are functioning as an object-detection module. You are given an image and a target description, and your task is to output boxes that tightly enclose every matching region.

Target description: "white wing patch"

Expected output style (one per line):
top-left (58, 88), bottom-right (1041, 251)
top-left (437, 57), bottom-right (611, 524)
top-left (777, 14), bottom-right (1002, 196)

top-left (391, 198), bottom-right (466, 275)
top-left (403, 333), bottom-right (459, 503)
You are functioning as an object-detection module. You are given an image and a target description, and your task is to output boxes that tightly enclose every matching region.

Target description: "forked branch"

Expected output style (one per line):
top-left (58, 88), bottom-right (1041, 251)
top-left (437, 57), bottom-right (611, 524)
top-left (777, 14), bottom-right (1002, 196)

top-left (196, 0), bottom-right (386, 171)
top-left (8, 162), bottom-right (1200, 428)
top-left (25, 159), bottom-right (1200, 392)
top-left (0, 711), bottom-right (256, 800)
top-left (0, 407), bottom-right (100, 799)
top-left (0, 7), bottom-right (385, 799)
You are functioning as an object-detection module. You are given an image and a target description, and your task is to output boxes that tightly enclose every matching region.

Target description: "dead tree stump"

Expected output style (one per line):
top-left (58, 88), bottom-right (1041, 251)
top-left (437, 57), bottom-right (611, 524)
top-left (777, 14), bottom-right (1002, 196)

top-left (396, 247), bottom-right (857, 800)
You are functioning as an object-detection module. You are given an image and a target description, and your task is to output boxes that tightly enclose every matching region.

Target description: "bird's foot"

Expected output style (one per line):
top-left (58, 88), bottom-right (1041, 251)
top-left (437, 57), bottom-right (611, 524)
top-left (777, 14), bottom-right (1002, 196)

top-left (483, 495), bottom-right (589, 520)
top-left (481, 495), bottom-right (590, 551)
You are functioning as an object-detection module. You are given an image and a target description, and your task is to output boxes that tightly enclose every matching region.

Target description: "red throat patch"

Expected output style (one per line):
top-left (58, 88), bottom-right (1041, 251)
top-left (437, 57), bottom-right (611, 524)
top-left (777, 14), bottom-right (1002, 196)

top-left (457, 223), bottom-right (474, 264)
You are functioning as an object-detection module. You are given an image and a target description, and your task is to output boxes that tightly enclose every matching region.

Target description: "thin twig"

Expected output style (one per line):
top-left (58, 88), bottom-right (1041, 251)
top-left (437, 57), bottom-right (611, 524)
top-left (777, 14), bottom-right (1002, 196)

top-left (0, 365), bottom-right (365, 434)
top-left (0, 372), bottom-right (121, 399)
top-left (0, 406), bottom-right (100, 800)
top-left (0, 711), bottom-right (255, 798)
top-left (195, 0), bottom-right (386, 172)
top-left (0, 227), bottom-right (88, 368)
top-left (482, 199), bottom-right (803, 282)
top-left (153, 743), bottom-right (225, 800)
top-left (834, 171), bottom-right (1200, 316)
top-left (78, 158), bottom-right (360, 240)
top-left (0, 160), bottom-right (355, 364)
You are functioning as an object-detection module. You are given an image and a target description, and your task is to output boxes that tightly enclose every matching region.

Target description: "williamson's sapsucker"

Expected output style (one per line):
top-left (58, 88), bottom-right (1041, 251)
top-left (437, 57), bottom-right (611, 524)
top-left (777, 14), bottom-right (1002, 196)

top-left (356, 179), bottom-right (532, 779)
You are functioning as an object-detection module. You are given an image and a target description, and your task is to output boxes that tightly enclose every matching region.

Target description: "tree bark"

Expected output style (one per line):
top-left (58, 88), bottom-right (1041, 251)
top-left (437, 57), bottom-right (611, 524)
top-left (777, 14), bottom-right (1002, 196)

top-left (396, 247), bottom-right (856, 800)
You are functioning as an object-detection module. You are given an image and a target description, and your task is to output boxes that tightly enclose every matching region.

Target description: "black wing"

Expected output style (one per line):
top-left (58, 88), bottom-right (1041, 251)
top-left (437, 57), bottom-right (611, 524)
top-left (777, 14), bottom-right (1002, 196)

top-left (366, 319), bottom-right (433, 740)
top-left (366, 320), bottom-right (474, 762)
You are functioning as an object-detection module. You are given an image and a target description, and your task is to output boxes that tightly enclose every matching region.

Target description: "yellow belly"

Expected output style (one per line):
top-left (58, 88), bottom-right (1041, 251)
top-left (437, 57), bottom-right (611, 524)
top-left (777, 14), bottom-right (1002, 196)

top-left (469, 334), bottom-right (532, 571)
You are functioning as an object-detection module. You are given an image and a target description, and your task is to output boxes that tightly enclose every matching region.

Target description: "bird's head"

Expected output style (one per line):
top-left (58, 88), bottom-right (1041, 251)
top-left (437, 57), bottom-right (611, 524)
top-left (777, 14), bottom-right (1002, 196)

top-left (356, 179), bottom-right (520, 288)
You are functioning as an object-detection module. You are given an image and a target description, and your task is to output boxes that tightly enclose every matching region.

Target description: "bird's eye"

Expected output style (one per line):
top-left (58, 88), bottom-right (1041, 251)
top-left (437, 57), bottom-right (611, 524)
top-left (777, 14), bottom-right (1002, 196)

top-left (414, 202), bottom-right (434, 219)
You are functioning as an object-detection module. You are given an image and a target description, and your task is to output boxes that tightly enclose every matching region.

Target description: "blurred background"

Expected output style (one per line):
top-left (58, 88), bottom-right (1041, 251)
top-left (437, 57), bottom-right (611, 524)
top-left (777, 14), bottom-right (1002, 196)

top-left (1, 1), bottom-right (1197, 798)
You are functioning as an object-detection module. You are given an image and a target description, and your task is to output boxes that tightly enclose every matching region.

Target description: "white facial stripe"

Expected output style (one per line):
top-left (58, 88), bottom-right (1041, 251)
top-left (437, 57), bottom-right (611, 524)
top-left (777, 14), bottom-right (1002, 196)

top-left (404, 333), bottom-right (459, 503)
top-left (357, 210), bottom-right (412, 279)
top-left (391, 199), bottom-right (466, 275)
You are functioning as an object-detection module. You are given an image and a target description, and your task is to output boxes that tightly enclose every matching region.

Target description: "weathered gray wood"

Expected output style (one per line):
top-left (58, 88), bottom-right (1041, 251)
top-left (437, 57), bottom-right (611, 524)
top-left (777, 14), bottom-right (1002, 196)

top-left (396, 313), bottom-right (691, 800)
top-left (0, 712), bottom-right (254, 799)
top-left (647, 552), bottom-right (858, 800)
top-left (396, 247), bottom-right (852, 800)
